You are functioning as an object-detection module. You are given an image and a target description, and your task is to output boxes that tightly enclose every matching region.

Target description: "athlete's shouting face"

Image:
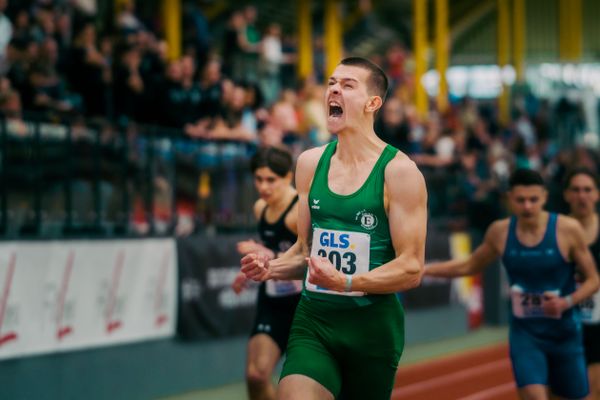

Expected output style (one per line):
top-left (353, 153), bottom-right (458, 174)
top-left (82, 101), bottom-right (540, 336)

top-left (325, 64), bottom-right (382, 134)
top-left (508, 184), bottom-right (548, 221)
top-left (254, 167), bottom-right (292, 204)
top-left (564, 173), bottom-right (599, 218)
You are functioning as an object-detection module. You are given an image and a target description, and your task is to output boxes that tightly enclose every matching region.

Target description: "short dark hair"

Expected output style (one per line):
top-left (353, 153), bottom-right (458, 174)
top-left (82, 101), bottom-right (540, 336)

top-left (250, 146), bottom-right (293, 177)
top-left (340, 57), bottom-right (388, 101)
top-left (509, 168), bottom-right (545, 188)
top-left (563, 167), bottom-right (600, 190)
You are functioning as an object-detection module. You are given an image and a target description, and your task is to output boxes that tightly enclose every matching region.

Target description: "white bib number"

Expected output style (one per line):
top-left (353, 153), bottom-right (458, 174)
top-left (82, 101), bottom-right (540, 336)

top-left (579, 287), bottom-right (600, 324)
top-left (510, 285), bottom-right (561, 319)
top-left (266, 280), bottom-right (303, 297)
top-left (305, 228), bottom-right (370, 297)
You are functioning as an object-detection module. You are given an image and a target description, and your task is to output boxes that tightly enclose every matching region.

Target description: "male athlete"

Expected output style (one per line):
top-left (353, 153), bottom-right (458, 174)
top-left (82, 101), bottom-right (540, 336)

top-left (232, 147), bottom-right (302, 400)
top-left (426, 168), bottom-right (600, 400)
top-left (563, 167), bottom-right (600, 400)
top-left (241, 57), bottom-right (427, 400)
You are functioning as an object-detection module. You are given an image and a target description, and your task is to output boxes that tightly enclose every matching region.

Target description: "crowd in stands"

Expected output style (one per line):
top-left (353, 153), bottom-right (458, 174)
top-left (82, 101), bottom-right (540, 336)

top-left (0, 0), bottom-right (598, 236)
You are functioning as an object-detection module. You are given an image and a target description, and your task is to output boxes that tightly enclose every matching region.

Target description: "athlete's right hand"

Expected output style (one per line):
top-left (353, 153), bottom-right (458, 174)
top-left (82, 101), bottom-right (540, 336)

top-left (231, 272), bottom-right (248, 294)
top-left (241, 253), bottom-right (271, 282)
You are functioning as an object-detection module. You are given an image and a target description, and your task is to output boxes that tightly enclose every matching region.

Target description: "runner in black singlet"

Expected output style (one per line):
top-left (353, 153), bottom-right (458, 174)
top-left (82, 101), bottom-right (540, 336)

top-left (232, 146), bottom-right (301, 400)
top-left (564, 167), bottom-right (600, 400)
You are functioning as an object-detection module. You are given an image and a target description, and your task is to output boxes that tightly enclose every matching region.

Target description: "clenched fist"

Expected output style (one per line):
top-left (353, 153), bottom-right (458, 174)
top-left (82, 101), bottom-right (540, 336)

top-left (306, 256), bottom-right (345, 292)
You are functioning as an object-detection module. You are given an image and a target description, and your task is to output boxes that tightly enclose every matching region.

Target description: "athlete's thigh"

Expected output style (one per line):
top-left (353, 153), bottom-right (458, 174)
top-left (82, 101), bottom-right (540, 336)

top-left (547, 348), bottom-right (589, 399)
top-left (279, 301), bottom-right (342, 397)
top-left (278, 374), bottom-right (334, 400)
top-left (247, 333), bottom-right (281, 377)
top-left (588, 363), bottom-right (600, 399)
top-left (517, 384), bottom-right (549, 400)
top-left (510, 329), bottom-right (548, 387)
top-left (335, 299), bottom-right (404, 400)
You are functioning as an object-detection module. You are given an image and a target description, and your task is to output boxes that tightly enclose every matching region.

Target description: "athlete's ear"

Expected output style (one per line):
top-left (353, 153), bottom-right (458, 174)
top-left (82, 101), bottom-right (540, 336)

top-left (365, 96), bottom-right (383, 113)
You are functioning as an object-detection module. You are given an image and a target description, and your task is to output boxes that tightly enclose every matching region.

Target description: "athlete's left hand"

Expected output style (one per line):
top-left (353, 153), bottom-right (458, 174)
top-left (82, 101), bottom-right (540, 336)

top-left (542, 292), bottom-right (568, 317)
top-left (306, 256), bottom-right (345, 292)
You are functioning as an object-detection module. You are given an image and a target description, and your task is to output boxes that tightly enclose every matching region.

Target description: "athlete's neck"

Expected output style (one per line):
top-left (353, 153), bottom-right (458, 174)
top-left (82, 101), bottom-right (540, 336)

top-left (516, 211), bottom-right (549, 232)
top-left (334, 127), bottom-right (386, 163)
top-left (267, 187), bottom-right (296, 213)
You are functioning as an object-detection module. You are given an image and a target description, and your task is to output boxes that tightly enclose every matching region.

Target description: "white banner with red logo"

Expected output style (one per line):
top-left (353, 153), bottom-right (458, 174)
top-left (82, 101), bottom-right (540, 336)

top-left (0, 239), bottom-right (177, 360)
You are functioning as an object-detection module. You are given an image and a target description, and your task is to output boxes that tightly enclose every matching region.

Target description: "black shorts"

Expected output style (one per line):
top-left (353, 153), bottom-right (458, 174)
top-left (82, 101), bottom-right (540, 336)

top-left (583, 323), bottom-right (600, 365)
top-left (250, 283), bottom-right (301, 353)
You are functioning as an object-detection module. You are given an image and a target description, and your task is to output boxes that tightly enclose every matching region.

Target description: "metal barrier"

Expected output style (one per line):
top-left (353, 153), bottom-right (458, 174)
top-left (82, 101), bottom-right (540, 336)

top-left (0, 115), bottom-right (480, 239)
top-left (0, 115), bottom-right (257, 239)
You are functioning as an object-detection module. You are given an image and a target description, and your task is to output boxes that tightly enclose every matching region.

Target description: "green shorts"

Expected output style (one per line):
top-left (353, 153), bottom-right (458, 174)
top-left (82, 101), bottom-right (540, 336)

top-left (280, 294), bottom-right (404, 399)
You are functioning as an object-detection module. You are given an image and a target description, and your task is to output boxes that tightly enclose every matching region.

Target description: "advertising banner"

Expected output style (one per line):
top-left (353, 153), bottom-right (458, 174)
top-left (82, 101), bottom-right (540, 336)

top-left (0, 239), bottom-right (177, 360)
top-left (177, 234), bottom-right (258, 340)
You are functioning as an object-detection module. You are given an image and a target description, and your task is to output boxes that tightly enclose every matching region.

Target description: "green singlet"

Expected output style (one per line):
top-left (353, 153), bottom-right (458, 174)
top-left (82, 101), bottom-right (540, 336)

top-left (280, 141), bottom-right (405, 400)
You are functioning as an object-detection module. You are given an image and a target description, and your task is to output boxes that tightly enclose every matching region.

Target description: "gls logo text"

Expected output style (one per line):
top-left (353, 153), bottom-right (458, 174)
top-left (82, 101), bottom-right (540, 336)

top-left (319, 231), bottom-right (350, 249)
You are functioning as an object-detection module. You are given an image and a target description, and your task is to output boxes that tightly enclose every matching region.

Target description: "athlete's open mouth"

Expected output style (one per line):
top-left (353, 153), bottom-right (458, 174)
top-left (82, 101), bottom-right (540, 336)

top-left (329, 105), bottom-right (343, 117)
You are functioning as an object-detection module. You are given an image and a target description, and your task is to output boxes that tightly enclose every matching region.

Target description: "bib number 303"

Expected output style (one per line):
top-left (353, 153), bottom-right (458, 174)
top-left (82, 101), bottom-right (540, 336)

top-left (306, 228), bottom-right (370, 297)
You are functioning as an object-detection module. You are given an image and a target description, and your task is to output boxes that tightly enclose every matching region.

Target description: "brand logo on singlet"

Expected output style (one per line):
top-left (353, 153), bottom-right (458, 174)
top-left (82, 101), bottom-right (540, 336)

top-left (355, 209), bottom-right (378, 230)
top-left (311, 199), bottom-right (321, 210)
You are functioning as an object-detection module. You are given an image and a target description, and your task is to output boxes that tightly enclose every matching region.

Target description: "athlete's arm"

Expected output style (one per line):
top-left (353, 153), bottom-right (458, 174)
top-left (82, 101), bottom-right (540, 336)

top-left (425, 220), bottom-right (505, 278)
top-left (548, 217), bottom-right (600, 312)
top-left (241, 147), bottom-right (322, 281)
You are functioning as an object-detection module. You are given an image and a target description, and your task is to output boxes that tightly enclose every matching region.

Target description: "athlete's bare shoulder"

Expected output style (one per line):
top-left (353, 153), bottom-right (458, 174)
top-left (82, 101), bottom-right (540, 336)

top-left (295, 145), bottom-right (328, 191)
top-left (296, 145), bottom-right (328, 171)
top-left (557, 214), bottom-right (582, 231)
top-left (253, 198), bottom-right (267, 220)
top-left (556, 214), bottom-right (586, 241)
top-left (384, 151), bottom-right (425, 191)
top-left (484, 218), bottom-right (511, 252)
top-left (487, 218), bottom-right (510, 235)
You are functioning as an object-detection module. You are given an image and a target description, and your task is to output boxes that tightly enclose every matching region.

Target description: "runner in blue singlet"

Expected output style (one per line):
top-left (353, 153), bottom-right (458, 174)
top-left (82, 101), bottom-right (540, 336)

top-left (426, 168), bottom-right (600, 400)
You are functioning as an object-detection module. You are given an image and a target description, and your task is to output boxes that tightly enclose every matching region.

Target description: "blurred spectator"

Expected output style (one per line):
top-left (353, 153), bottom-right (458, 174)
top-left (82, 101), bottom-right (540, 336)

top-left (259, 22), bottom-right (284, 106)
top-left (25, 37), bottom-right (74, 114)
top-left (222, 10), bottom-right (248, 81)
top-left (5, 38), bottom-right (29, 94)
top-left (0, 77), bottom-right (27, 134)
top-left (241, 5), bottom-right (260, 83)
top-left (113, 43), bottom-right (144, 122)
top-left (374, 96), bottom-right (411, 153)
top-left (183, 1), bottom-right (211, 66)
top-left (163, 55), bottom-right (202, 129)
top-left (458, 150), bottom-right (501, 233)
top-left (258, 121), bottom-right (284, 148)
top-left (116, 0), bottom-right (145, 33)
top-left (0, 0), bottom-right (12, 72)
top-left (67, 22), bottom-right (110, 117)
top-left (10, 8), bottom-right (28, 42)
top-left (271, 89), bottom-right (300, 140)
top-left (411, 115), bottom-right (455, 168)
top-left (302, 82), bottom-right (329, 145)
top-left (206, 83), bottom-right (256, 142)
top-left (384, 42), bottom-right (407, 91)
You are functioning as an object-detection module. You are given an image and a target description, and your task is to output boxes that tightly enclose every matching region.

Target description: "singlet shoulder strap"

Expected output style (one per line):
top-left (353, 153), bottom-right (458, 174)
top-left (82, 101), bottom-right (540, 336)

top-left (261, 195), bottom-right (299, 225)
top-left (282, 195), bottom-right (299, 216)
top-left (543, 212), bottom-right (558, 246)
top-left (259, 202), bottom-right (269, 222)
top-left (504, 216), bottom-right (518, 253)
top-left (312, 141), bottom-right (337, 183)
